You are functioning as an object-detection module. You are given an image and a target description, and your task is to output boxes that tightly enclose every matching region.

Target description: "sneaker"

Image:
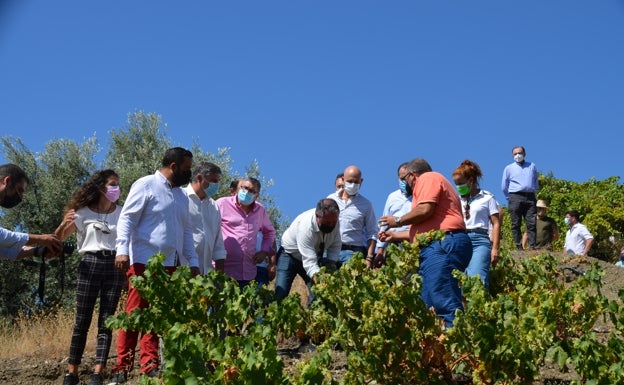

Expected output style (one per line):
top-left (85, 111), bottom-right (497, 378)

top-left (144, 368), bottom-right (160, 378)
top-left (62, 373), bottom-right (80, 385)
top-left (88, 373), bottom-right (103, 385)
top-left (107, 371), bottom-right (127, 385)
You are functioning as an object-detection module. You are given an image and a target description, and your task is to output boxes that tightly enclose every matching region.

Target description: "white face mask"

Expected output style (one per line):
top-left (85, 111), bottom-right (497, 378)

top-left (344, 182), bottom-right (360, 196)
top-left (514, 154), bottom-right (525, 163)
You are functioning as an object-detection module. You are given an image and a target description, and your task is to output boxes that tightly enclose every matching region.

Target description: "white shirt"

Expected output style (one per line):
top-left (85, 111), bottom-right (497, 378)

top-left (281, 208), bottom-right (341, 278)
top-left (74, 205), bottom-right (121, 254)
top-left (377, 189), bottom-right (412, 250)
top-left (459, 190), bottom-right (499, 231)
top-left (327, 191), bottom-right (378, 247)
top-left (116, 171), bottom-right (198, 267)
top-left (564, 222), bottom-right (594, 255)
top-left (184, 185), bottom-right (226, 274)
top-left (0, 227), bottom-right (29, 260)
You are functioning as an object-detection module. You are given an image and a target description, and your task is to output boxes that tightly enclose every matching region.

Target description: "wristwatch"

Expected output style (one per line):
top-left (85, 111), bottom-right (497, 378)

top-left (395, 216), bottom-right (401, 226)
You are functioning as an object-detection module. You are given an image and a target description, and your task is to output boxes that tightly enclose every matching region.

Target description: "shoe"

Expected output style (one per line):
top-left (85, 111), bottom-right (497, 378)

top-left (107, 371), bottom-right (127, 385)
top-left (143, 368), bottom-right (160, 378)
top-left (88, 373), bottom-right (103, 385)
top-left (62, 373), bottom-right (80, 385)
top-left (296, 341), bottom-right (316, 353)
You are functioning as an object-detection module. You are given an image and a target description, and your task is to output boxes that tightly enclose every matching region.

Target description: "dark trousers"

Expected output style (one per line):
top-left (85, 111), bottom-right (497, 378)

top-left (508, 192), bottom-right (537, 249)
top-left (68, 252), bottom-right (125, 366)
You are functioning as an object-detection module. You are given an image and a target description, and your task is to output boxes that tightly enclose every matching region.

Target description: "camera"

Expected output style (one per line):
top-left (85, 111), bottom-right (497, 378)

top-left (63, 242), bottom-right (75, 255)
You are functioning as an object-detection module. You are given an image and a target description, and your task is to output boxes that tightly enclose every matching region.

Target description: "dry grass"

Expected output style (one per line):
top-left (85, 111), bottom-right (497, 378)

top-left (0, 280), bottom-right (308, 361)
top-left (0, 307), bottom-right (101, 360)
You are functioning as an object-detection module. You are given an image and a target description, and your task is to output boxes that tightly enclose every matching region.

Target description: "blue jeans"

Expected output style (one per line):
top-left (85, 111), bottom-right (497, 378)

top-left (255, 266), bottom-right (269, 288)
top-left (275, 251), bottom-right (313, 304)
top-left (338, 245), bottom-right (367, 269)
top-left (419, 231), bottom-right (472, 328)
top-left (465, 232), bottom-right (492, 289)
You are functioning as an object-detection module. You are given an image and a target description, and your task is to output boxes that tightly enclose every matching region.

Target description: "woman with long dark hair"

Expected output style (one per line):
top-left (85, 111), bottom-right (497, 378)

top-left (55, 169), bottom-right (125, 385)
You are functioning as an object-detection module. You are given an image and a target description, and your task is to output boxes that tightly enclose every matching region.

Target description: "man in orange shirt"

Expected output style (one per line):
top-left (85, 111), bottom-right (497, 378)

top-left (379, 158), bottom-right (472, 328)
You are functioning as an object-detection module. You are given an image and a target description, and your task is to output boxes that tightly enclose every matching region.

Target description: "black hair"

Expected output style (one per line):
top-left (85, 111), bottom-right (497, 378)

top-left (162, 147), bottom-right (193, 167)
top-left (316, 198), bottom-right (340, 217)
top-left (0, 163), bottom-right (29, 185)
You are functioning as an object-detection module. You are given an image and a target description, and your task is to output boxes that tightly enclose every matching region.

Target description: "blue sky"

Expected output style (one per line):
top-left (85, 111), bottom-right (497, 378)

top-left (1, 1), bottom-right (623, 223)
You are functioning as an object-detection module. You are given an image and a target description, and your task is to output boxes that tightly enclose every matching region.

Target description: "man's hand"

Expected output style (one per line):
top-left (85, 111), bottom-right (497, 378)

top-left (30, 233), bottom-right (63, 257)
top-left (253, 251), bottom-right (269, 264)
top-left (115, 254), bottom-right (130, 273)
top-left (267, 263), bottom-right (276, 281)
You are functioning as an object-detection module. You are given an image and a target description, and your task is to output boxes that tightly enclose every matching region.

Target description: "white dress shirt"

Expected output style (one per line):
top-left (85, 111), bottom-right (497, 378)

top-left (116, 171), bottom-right (198, 267)
top-left (281, 208), bottom-right (341, 278)
top-left (184, 185), bottom-right (226, 274)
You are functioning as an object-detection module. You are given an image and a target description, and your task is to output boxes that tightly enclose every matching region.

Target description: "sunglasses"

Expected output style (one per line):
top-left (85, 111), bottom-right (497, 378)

top-left (94, 220), bottom-right (111, 234)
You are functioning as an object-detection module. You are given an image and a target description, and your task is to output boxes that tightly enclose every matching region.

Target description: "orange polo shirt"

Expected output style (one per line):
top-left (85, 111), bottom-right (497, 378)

top-left (409, 171), bottom-right (466, 240)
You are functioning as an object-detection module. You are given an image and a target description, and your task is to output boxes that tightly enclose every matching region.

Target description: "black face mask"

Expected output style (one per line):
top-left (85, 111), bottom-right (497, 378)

top-left (319, 224), bottom-right (335, 234)
top-left (0, 192), bottom-right (22, 209)
top-left (172, 169), bottom-right (192, 187)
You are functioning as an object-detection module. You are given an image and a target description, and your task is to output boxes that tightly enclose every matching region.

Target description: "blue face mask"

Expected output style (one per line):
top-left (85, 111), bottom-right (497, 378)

top-left (204, 182), bottom-right (219, 197)
top-left (238, 189), bottom-right (255, 206)
top-left (399, 180), bottom-right (412, 197)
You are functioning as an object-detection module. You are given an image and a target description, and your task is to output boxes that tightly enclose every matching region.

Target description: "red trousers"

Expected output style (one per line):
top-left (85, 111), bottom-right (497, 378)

top-left (112, 263), bottom-right (176, 374)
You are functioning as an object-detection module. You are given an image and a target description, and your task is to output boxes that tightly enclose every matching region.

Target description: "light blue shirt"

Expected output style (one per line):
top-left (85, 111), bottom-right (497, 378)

top-left (501, 160), bottom-right (539, 198)
top-left (327, 191), bottom-right (378, 247)
top-left (116, 171), bottom-right (199, 267)
top-left (377, 189), bottom-right (412, 250)
top-left (0, 226), bottom-right (29, 260)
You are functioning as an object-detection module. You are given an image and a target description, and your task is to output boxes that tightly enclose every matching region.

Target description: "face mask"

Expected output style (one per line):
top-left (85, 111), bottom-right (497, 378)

top-left (105, 185), bottom-right (121, 203)
top-left (172, 169), bottom-right (191, 187)
top-left (344, 182), bottom-right (360, 196)
top-left (564, 217), bottom-right (571, 225)
top-left (335, 187), bottom-right (343, 194)
top-left (399, 180), bottom-right (412, 197)
top-left (456, 184), bottom-right (470, 196)
top-left (319, 224), bottom-right (335, 234)
top-left (238, 189), bottom-right (255, 206)
top-left (204, 182), bottom-right (219, 197)
top-left (514, 154), bottom-right (525, 163)
top-left (0, 192), bottom-right (22, 209)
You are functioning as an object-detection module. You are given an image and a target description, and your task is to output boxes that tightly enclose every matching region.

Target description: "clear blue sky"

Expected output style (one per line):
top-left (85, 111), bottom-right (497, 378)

top-left (1, 1), bottom-right (623, 223)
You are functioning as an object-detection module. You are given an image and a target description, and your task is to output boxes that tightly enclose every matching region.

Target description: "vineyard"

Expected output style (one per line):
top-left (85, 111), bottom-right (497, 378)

top-left (2, 233), bottom-right (624, 384)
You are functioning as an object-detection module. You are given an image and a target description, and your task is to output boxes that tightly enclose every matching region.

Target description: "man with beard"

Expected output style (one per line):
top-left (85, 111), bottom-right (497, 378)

top-left (274, 198), bottom-right (341, 302)
top-left (0, 163), bottom-right (62, 259)
top-left (110, 147), bottom-right (199, 384)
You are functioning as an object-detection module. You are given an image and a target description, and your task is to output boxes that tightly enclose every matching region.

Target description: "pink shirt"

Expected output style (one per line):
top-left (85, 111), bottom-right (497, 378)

top-left (216, 195), bottom-right (276, 281)
top-left (409, 171), bottom-right (466, 239)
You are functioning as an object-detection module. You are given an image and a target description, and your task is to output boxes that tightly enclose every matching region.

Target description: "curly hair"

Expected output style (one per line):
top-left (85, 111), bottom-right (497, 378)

top-left (65, 169), bottom-right (119, 212)
top-left (452, 159), bottom-right (483, 183)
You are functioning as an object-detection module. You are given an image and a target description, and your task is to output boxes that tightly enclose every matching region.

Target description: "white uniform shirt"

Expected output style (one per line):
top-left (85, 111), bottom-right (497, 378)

top-left (459, 190), bottom-right (499, 231)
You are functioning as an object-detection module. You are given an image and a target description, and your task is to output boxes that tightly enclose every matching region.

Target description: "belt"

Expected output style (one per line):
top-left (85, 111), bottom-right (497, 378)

top-left (87, 250), bottom-right (116, 257)
top-left (445, 230), bottom-right (467, 235)
top-left (467, 228), bottom-right (489, 235)
top-left (509, 191), bottom-right (535, 197)
top-left (341, 244), bottom-right (364, 251)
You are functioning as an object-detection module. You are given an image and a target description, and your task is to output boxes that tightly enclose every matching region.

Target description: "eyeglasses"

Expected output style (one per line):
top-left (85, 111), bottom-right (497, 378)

top-left (464, 203), bottom-right (471, 220)
top-left (241, 187), bottom-right (258, 195)
top-left (94, 220), bottom-right (111, 234)
top-left (399, 172), bottom-right (411, 183)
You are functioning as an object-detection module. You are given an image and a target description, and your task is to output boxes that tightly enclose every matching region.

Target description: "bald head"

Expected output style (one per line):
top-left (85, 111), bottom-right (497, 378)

top-left (343, 165), bottom-right (362, 183)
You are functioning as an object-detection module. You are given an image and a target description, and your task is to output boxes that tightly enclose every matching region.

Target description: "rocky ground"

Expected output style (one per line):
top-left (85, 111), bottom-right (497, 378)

top-left (1, 252), bottom-right (622, 385)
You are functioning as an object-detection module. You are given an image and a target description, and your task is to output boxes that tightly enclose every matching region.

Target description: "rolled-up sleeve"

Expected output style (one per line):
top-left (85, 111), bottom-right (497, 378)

top-left (0, 227), bottom-right (29, 260)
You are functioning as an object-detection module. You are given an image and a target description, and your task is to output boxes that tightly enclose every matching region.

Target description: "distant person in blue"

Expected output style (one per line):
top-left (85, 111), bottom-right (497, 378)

top-left (374, 162), bottom-right (412, 267)
top-left (615, 247), bottom-right (624, 268)
top-left (501, 146), bottom-right (539, 250)
top-left (327, 165), bottom-right (378, 268)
